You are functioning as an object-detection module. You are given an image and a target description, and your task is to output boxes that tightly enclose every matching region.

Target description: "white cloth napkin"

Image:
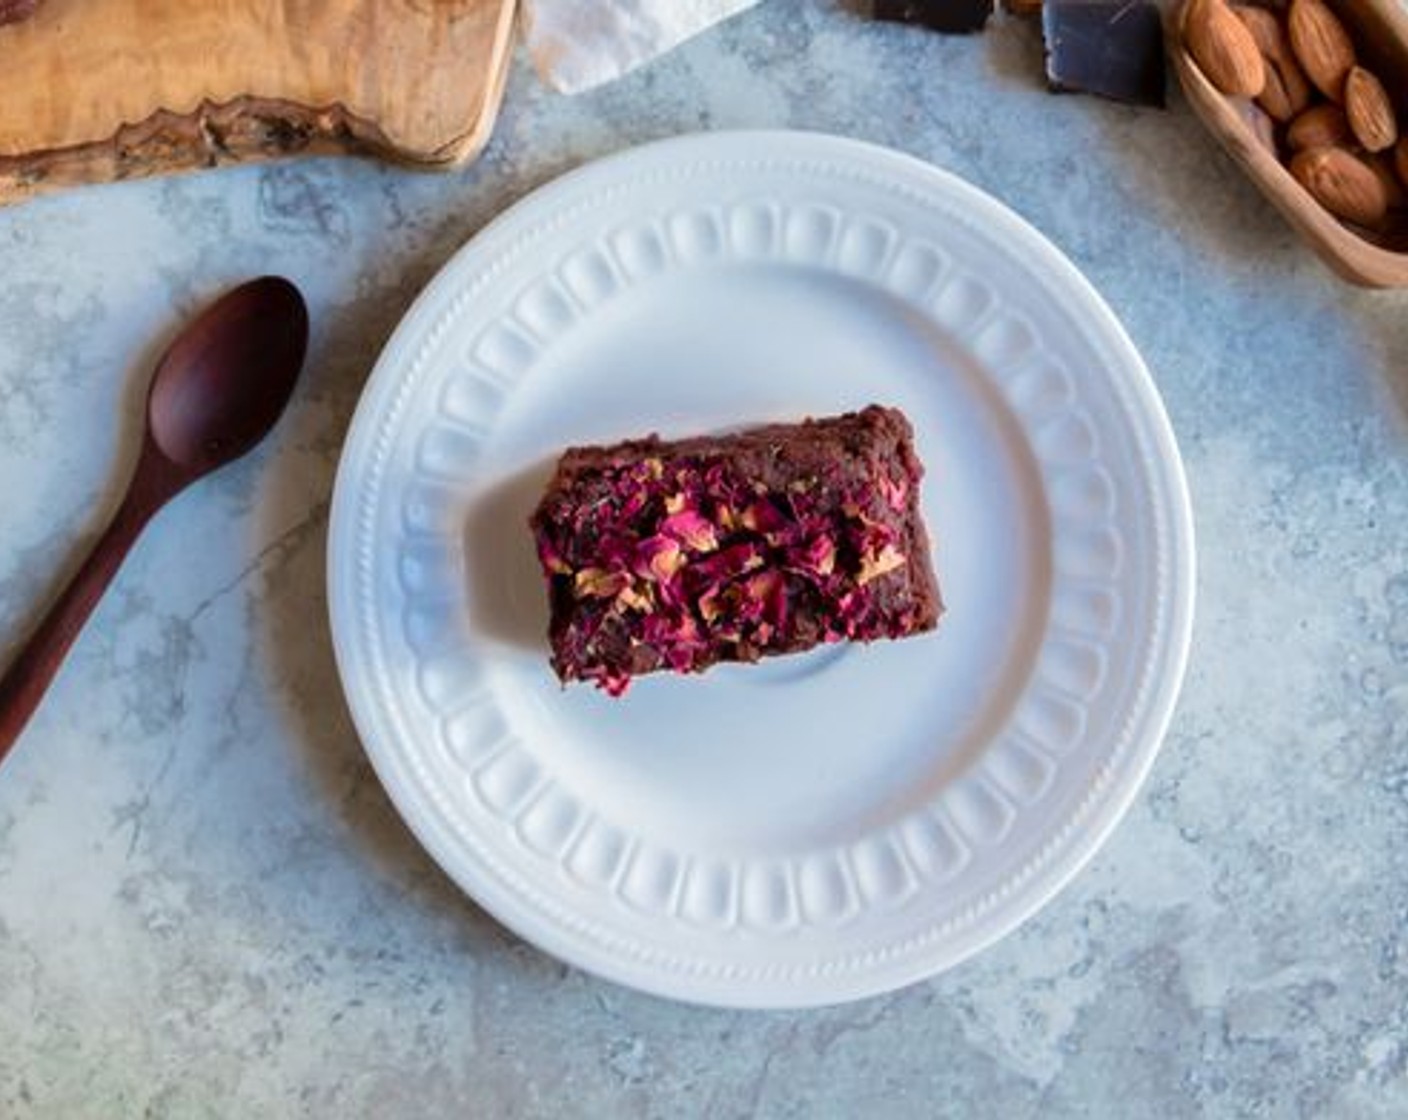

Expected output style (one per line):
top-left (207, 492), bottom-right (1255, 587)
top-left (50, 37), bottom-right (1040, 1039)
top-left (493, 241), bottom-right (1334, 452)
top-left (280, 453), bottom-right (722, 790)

top-left (522, 0), bottom-right (766, 94)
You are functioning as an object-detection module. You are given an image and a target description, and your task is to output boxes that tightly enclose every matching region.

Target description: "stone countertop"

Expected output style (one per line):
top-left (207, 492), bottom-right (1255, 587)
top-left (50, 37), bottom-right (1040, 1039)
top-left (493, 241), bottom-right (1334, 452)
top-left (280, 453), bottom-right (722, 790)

top-left (2, 3), bottom-right (1406, 1116)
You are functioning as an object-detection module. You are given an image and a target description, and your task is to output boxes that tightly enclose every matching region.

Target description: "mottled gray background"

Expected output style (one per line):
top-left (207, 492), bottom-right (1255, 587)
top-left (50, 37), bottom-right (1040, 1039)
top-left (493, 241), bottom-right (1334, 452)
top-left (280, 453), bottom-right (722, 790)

top-left (2, 3), bottom-right (1407, 1117)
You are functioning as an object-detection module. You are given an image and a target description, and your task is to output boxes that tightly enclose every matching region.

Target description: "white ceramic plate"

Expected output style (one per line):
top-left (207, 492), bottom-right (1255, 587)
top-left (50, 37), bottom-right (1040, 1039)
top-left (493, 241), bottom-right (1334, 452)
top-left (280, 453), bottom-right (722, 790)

top-left (328, 131), bottom-right (1194, 1008)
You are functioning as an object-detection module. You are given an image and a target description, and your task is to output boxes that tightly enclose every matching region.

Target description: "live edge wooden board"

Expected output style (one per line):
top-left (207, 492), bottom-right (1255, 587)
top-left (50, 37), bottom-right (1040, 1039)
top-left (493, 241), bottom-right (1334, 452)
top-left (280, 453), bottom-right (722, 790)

top-left (0, 0), bottom-right (518, 206)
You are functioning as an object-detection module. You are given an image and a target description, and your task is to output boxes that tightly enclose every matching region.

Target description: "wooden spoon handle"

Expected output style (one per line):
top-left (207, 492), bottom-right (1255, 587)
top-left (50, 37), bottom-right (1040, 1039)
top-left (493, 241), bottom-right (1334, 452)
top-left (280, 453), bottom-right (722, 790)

top-left (0, 489), bottom-right (159, 767)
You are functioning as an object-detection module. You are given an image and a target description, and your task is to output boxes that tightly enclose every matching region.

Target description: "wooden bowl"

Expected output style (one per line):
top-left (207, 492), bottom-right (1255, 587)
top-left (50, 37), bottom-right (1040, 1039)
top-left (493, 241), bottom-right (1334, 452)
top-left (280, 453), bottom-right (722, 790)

top-left (1169, 0), bottom-right (1408, 287)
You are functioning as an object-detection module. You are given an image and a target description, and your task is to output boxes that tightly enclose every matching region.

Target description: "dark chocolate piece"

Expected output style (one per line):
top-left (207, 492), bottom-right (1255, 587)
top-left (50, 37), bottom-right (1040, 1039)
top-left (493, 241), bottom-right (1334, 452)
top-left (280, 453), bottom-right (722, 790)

top-left (1043, 1), bottom-right (1167, 108)
top-left (529, 406), bottom-right (943, 695)
top-left (875, 0), bottom-right (994, 34)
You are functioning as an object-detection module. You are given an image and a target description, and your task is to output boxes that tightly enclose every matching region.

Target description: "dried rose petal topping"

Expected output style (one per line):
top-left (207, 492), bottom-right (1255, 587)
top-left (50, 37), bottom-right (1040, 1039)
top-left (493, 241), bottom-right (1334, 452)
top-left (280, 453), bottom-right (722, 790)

top-left (536, 536), bottom-right (572, 576)
top-left (858, 543), bottom-right (907, 586)
top-left (791, 532), bottom-right (836, 578)
top-left (740, 500), bottom-right (788, 534)
top-left (528, 405), bottom-right (943, 693)
top-left (660, 509), bottom-right (719, 553)
top-left (574, 567), bottom-right (627, 599)
top-left (633, 535), bottom-right (685, 583)
top-left (617, 583), bottom-right (654, 612)
top-left (879, 472), bottom-right (909, 512)
top-left (687, 541), bottom-right (764, 588)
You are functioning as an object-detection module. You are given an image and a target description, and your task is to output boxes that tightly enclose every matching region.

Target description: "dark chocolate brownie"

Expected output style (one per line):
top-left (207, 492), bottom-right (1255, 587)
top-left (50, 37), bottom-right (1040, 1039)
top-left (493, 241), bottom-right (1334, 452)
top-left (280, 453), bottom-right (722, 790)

top-left (529, 405), bottom-right (943, 695)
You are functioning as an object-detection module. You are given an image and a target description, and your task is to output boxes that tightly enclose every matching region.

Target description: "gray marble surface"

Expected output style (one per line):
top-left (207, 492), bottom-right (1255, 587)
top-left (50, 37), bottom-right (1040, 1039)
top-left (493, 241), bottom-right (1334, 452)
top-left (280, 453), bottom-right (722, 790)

top-left (2, 3), bottom-right (1406, 1116)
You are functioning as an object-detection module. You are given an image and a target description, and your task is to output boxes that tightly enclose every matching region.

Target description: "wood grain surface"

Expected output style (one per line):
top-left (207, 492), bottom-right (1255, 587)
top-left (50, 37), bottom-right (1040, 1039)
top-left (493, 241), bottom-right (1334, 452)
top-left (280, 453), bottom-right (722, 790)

top-left (0, 0), bottom-right (517, 205)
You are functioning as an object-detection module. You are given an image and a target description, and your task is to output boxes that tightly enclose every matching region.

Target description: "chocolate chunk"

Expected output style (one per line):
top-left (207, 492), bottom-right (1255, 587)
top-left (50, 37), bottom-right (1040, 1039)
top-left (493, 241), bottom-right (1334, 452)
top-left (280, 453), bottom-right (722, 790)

top-left (1042, 1), bottom-right (1167, 108)
top-left (875, 0), bottom-right (994, 34)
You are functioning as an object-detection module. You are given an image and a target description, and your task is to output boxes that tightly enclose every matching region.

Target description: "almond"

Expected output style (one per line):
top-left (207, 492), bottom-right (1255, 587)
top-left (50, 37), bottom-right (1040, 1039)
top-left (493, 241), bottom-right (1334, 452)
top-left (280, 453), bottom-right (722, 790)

top-left (1344, 66), bottom-right (1398, 153)
top-left (1290, 146), bottom-right (1389, 226)
top-left (1185, 0), bottom-right (1266, 98)
top-left (1232, 6), bottom-right (1281, 50)
top-left (1255, 65), bottom-right (1297, 122)
top-left (1287, 103), bottom-right (1351, 150)
top-left (1236, 6), bottom-right (1313, 121)
top-left (1287, 0), bottom-right (1356, 102)
top-left (1369, 153), bottom-right (1406, 209)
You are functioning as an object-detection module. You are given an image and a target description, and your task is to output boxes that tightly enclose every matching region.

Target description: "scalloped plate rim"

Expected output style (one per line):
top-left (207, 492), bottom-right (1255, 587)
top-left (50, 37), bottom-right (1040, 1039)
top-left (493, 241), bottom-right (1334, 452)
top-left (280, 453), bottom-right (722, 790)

top-left (327, 130), bottom-right (1196, 1008)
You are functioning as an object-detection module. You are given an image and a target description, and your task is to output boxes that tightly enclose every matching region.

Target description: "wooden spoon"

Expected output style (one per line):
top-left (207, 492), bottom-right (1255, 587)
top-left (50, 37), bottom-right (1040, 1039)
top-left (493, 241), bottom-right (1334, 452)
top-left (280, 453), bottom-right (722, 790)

top-left (0, 276), bottom-right (309, 766)
top-left (1168, 0), bottom-right (1408, 287)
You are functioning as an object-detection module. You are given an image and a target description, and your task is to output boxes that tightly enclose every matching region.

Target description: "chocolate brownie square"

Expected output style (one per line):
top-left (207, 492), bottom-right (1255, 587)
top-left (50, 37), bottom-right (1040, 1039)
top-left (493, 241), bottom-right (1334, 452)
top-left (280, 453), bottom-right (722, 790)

top-left (529, 405), bottom-right (943, 695)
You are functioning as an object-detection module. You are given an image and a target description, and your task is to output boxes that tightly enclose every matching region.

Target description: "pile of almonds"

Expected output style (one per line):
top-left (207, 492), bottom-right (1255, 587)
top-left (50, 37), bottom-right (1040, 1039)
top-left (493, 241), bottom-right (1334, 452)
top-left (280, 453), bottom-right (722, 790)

top-left (1184, 0), bottom-right (1407, 231)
